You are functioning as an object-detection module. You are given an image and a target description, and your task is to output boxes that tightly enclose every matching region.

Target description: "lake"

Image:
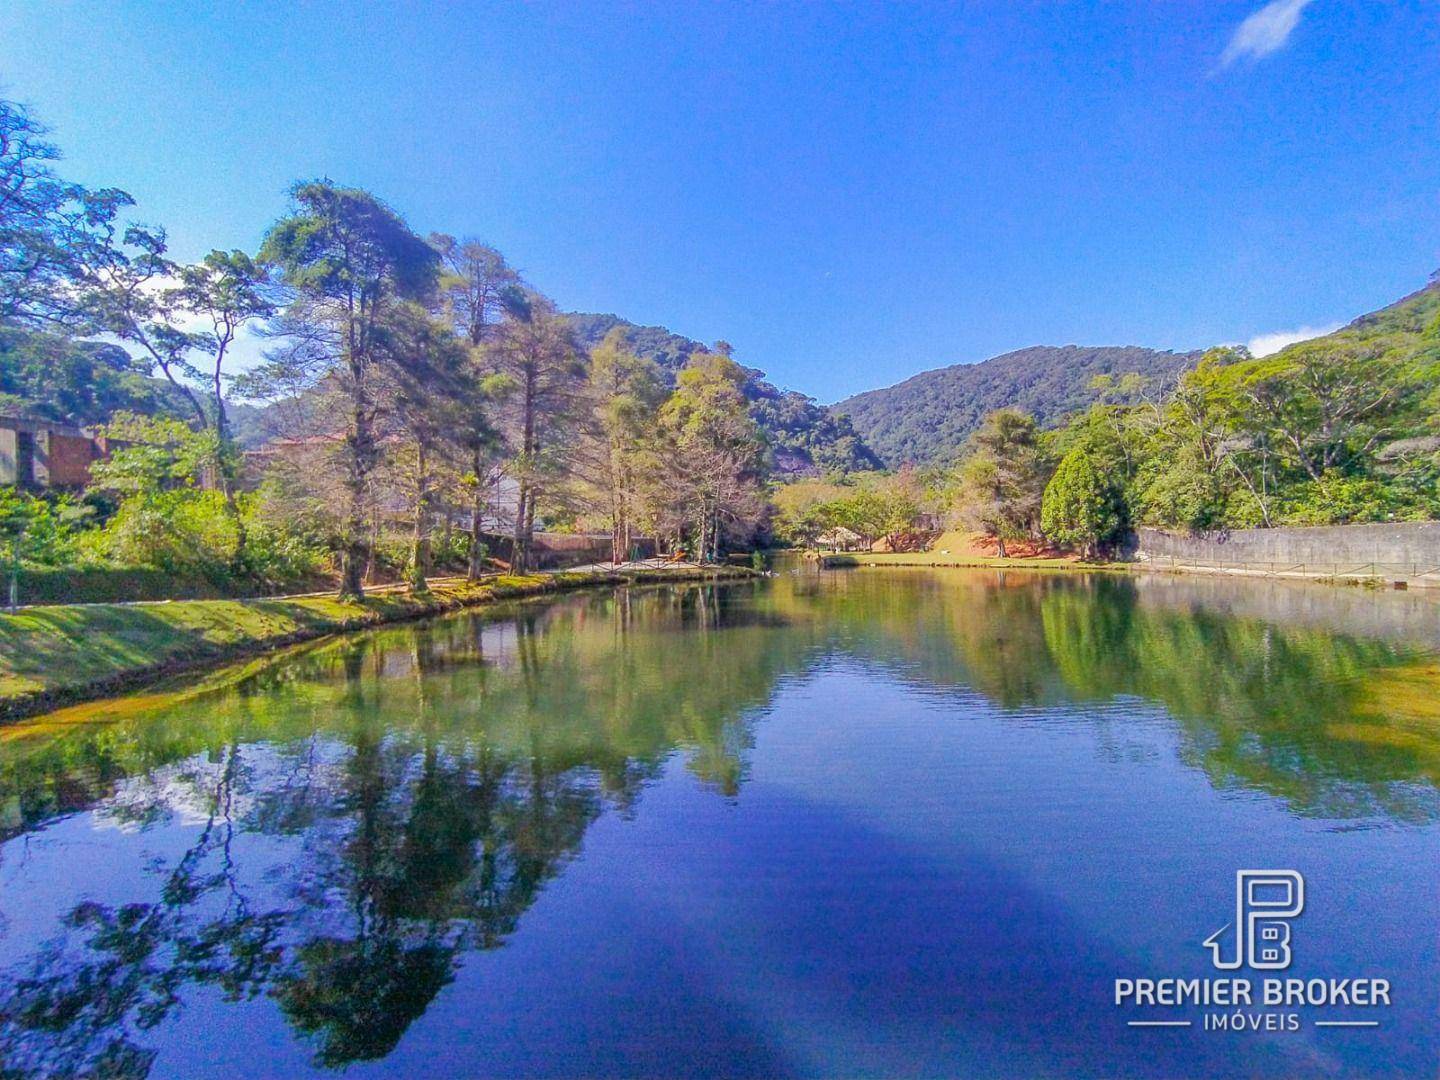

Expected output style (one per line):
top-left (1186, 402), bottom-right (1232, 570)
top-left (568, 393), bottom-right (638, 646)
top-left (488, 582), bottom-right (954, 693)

top-left (0, 569), bottom-right (1436, 1078)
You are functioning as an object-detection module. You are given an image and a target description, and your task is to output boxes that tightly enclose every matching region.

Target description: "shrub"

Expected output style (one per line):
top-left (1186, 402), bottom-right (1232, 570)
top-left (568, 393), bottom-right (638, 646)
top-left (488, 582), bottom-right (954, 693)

top-left (1041, 449), bottom-right (1126, 558)
top-left (89, 488), bottom-right (238, 579)
top-left (237, 483), bottom-right (333, 585)
top-left (0, 488), bottom-right (88, 568)
top-left (430, 527), bottom-right (475, 571)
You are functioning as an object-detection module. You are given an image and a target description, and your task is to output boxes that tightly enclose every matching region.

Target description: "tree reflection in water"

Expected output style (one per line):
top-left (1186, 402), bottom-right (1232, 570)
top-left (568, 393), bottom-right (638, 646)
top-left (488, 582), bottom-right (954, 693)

top-left (0, 585), bottom-right (798, 1074)
top-left (0, 574), bottom-right (1437, 1075)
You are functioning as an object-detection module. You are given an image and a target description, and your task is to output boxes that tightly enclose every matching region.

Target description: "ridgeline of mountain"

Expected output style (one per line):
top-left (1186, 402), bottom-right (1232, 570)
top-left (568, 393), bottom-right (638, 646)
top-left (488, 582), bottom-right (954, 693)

top-left (833, 345), bottom-right (1201, 467)
top-left (3, 304), bottom-right (881, 477)
top-left (9, 278), bottom-right (1436, 476)
top-left (1336, 277), bottom-right (1440, 347)
top-left (0, 309), bottom-right (881, 477)
top-left (564, 314), bottom-right (705, 373)
top-left (565, 313), bottom-right (881, 475)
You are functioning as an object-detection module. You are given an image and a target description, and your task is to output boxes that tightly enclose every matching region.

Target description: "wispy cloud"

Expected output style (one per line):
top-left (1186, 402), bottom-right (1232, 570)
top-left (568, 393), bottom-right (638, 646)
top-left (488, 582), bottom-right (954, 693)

top-left (1247, 322), bottom-right (1342, 357)
top-left (99, 272), bottom-right (270, 374)
top-left (1220, 0), bottom-right (1315, 68)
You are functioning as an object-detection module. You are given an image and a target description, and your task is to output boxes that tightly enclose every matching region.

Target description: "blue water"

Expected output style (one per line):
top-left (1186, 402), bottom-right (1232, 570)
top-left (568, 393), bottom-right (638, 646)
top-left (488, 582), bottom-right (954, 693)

top-left (0, 570), bottom-right (1436, 1077)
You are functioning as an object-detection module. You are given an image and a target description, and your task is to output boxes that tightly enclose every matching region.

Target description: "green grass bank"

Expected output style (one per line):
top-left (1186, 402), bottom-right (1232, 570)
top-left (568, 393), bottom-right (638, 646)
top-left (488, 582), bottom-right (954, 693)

top-left (0, 567), bottom-right (757, 722)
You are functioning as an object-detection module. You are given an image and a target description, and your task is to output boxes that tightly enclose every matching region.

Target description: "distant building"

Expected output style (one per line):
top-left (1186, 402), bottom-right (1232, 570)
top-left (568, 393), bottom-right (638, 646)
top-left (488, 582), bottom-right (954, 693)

top-left (817, 526), bottom-right (864, 551)
top-left (0, 416), bottom-right (109, 489)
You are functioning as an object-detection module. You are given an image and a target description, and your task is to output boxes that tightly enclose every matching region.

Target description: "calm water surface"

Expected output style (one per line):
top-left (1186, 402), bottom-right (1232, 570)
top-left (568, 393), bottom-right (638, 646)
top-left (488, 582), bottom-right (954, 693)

top-left (1, 570), bottom-right (1437, 1078)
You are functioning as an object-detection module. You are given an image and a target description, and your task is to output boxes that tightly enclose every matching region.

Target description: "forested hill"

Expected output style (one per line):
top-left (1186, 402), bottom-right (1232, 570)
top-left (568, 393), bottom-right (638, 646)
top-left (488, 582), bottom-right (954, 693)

top-left (565, 314), bottom-right (703, 373)
top-left (1338, 278), bottom-right (1440, 345)
top-left (1, 309), bottom-right (880, 476)
top-left (0, 325), bottom-right (193, 426)
top-left (566, 313), bottom-right (881, 475)
top-left (832, 344), bottom-right (1200, 466)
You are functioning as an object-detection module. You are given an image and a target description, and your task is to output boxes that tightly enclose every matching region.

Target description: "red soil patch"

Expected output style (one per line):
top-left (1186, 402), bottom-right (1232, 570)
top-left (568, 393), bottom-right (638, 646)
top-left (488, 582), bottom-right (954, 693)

top-left (930, 531), bottom-right (1076, 560)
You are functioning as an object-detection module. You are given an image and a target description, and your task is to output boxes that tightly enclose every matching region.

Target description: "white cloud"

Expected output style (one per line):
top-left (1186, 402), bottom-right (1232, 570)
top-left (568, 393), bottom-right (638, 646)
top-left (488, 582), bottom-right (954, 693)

top-left (104, 271), bottom-right (270, 374)
top-left (227, 321), bottom-right (269, 371)
top-left (1220, 0), bottom-right (1315, 68)
top-left (1246, 322), bottom-right (1342, 357)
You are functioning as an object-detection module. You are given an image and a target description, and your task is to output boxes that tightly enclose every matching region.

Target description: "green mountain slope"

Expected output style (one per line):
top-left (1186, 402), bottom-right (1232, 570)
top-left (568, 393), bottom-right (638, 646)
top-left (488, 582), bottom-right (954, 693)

top-left (565, 313), bottom-right (881, 475)
top-left (1332, 279), bottom-right (1440, 356)
top-left (0, 325), bottom-right (192, 427)
top-left (832, 344), bottom-right (1199, 466)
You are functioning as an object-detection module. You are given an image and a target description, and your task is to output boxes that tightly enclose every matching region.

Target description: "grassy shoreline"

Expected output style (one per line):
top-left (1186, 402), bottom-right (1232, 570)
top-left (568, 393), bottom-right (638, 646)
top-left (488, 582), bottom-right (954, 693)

top-left (0, 567), bottom-right (758, 723)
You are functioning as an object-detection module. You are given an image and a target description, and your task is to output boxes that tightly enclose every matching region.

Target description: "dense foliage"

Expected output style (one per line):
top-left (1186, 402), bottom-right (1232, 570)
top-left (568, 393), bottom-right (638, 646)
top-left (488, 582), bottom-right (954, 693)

top-left (771, 469), bottom-right (939, 551)
top-left (942, 285), bottom-right (1440, 552)
top-left (1, 90), bottom-right (1435, 592)
top-left (834, 345), bottom-right (1197, 467)
top-left (568, 313), bottom-right (881, 475)
top-left (0, 98), bottom-right (785, 602)
top-left (0, 324), bottom-right (190, 425)
top-left (746, 381), bottom-right (882, 476)
top-left (953, 409), bottom-right (1050, 556)
top-left (779, 284), bottom-right (1438, 558)
top-left (1039, 449), bottom-right (1125, 558)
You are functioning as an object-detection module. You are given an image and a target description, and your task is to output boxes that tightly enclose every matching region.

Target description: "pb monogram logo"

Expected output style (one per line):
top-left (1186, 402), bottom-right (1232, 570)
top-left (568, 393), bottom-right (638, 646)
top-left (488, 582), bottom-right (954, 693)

top-left (1203, 870), bottom-right (1305, 971)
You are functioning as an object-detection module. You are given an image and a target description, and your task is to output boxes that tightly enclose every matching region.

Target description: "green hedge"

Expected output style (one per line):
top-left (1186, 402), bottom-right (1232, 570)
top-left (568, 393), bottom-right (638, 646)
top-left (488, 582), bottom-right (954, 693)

top-left (14, 565), bottom-right (327, 606)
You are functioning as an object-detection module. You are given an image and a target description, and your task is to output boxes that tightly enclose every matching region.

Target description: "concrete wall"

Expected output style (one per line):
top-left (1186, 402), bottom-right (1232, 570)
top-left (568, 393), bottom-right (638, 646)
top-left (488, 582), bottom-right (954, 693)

top-left (0, 417), bottom-right (101, 488)
top-left (43, 430), bottom-right (101, 486)
top-left (0, 427), bottom-right (19, 486)
top-left (532, 533), bottom-right (657, 568)
top-left (1135, 523), bottom-right (1440, 568)
top-left (478, 532), bottom-right (658, 569)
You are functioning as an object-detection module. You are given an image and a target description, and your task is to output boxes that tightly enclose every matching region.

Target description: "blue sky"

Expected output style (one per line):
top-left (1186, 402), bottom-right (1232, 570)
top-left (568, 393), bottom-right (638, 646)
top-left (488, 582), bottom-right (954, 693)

top-left (1, 1), bottom-right (1437, 401)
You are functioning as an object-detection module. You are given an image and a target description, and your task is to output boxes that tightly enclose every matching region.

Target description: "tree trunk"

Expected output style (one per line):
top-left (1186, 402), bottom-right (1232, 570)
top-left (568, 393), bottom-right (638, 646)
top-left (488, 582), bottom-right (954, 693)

top-left (209, 389), bottom-right (251, 575)
top-left (511, 367), bottom-right (537, 575)
top-left (511, 476), bottom-right (529, 575)
top-left (408, 440), bottom-right (430, 594)
top-left (522, 487), bottom-right (536, 571)
top-left (608, 446), bottom-right (622, 565)
top-left (338, 389), bottom-right (371, 601)
top-left (152, 354), bottom-right (210, 440)
top-left (997, 535), bottom-right (1008, 558)
top-left (468, 445), bottom-right (487, 579)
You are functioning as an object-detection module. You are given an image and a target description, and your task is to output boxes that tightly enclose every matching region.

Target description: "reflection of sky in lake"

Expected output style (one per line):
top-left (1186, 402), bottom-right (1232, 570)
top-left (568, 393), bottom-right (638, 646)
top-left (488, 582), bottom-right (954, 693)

top-left (0, 571), bottom-right (1436, 1077)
